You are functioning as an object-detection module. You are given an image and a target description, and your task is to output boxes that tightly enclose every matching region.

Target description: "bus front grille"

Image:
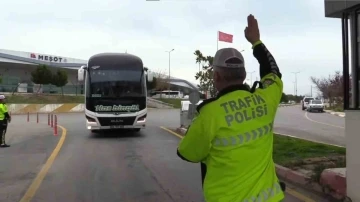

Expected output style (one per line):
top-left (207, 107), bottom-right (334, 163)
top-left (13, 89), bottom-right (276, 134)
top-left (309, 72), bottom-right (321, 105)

top-left (97, 117), bottom-right (136, 126)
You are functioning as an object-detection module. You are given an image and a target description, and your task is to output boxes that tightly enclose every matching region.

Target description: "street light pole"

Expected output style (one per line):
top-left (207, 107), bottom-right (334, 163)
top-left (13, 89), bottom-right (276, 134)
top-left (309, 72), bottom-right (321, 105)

top-left (310, 85), bottom-right (316, 97)
top-left (293, 81), bottom-right (296, 96)
top-left (292, 71), bottom-right (300, 96)
top-left (247, 71), bottom-right (255, 84)
top-left (166, 49), bottom-right (174, 95)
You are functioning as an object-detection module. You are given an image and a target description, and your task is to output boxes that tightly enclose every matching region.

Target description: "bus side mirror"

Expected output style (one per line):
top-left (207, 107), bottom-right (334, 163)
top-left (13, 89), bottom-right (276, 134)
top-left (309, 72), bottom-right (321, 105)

top-left (147, 72), bottom-right (154, 82)
top-left (78, 65), bottom-right (86, 81)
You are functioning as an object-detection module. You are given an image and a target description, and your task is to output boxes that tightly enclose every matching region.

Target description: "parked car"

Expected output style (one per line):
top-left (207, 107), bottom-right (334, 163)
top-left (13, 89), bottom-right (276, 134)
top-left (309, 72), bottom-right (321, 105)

top-left (301, 97), bottom-right (315, 110)
top-left (307, 100), bottom-right (325, 112)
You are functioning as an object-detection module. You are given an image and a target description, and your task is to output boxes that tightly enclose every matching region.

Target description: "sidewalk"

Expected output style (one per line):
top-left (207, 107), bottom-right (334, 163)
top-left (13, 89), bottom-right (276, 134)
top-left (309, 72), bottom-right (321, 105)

top-left (324, 110), bottom-right (345, 118)
top-left (0, 119), bottom-right (58, 202)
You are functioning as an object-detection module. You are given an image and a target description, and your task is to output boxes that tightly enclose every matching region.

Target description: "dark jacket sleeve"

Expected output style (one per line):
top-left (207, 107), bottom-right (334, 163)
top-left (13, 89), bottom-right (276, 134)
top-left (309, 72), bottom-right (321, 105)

top-left (253, 42), bottom-right (282, 80)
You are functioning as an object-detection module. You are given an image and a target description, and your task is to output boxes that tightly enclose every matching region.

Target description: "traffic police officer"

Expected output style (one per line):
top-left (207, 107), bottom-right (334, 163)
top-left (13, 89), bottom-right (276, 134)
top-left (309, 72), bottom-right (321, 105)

top-left (177, 15), bottom-right (285, 201)
top-left (0, 95), bottom-right (11, 148)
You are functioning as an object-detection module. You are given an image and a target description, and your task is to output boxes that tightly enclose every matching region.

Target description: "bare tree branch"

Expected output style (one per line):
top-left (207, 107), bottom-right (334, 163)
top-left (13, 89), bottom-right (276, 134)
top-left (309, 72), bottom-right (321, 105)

top-left (310, 71), bottom-right (344, 107)
top-left (152, 69), bottom-right (170, 92)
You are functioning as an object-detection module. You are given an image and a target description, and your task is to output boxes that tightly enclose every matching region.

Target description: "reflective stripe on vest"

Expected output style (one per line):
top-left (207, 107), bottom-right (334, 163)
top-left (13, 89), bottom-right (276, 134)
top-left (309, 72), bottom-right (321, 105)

top-left (243, 182), bottom-right (282, 202)
top-left (212, 122), bottom-right (273, 147)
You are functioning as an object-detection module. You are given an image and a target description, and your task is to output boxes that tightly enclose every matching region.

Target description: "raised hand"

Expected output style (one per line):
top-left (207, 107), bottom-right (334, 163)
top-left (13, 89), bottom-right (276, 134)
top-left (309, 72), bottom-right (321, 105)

top-left (244, 14), bottom-right (260, 45)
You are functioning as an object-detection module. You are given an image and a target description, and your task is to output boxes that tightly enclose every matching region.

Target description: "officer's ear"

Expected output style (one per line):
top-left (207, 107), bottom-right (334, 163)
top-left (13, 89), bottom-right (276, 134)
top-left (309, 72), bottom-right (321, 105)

top-left (213, 67), bottom-right (223, 83)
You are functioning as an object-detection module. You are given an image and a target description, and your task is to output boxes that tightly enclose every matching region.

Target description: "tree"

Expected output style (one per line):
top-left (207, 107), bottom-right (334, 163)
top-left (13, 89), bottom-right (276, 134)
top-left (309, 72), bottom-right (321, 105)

top-left (286, 94), bottom-right (304, 103)
top-left (31, 65), bottom-right (53, 93)
top-left (310, 71), bottom-right (344, 107)
top-left (144, 69), bottom-right (171, 97)
top-left (194, 50), bottom-right (217, 97)
top-left (146, 76), bottom-right (157, 91)
top-left (145, 67), bottom-right (156, 92)
top-left (281, 93), bottom-right (289, 103)
top-left (152, 69), bottom-right (170, 91)
top-left (194, 50), bottom-right (258, 98)
top-left (51, 70), bottom-right (68, 95)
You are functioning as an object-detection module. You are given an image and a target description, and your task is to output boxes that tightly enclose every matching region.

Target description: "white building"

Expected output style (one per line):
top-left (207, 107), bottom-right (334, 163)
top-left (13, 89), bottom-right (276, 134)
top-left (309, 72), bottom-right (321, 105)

top-left (0, 49), bottom-right (86, 94)
top-left (0, 49), bottom-right (199, 94)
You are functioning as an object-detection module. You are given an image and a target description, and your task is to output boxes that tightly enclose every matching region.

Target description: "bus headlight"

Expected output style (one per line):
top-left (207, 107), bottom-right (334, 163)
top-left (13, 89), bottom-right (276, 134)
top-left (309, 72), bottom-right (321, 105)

top-left (137, 114), bottom-right (147, 123)
top-left (86, 115), bottom-right (97, 123)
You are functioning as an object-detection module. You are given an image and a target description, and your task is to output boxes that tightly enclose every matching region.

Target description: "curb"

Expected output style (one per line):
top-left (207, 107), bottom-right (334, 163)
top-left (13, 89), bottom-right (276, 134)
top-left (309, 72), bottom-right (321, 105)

top-left (320, 168), bottom-right (347, 200)
top-left (275, 164), bottom-right (322, 192)
top-left (8, 103), bottom-right (84, 114)
top-left (7, 104), bottom-right (168, 114)
top-left (324, 110), bottom-right (346, 118)
top-left (175, 127), bottom-right (347, 200)
top-left (278, 104), bottom-right (298, 107)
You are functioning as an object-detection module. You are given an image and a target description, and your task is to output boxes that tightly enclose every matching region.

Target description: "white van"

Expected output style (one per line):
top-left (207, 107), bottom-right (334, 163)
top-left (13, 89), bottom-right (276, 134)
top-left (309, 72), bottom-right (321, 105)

top-left (301, 97), bottom-right (315, 110)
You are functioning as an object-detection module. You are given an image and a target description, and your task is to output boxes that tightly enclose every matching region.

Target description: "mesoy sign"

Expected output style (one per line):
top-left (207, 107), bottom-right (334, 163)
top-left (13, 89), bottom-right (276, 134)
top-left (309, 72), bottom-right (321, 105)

top-left (30, 53), bottom-right (67, 63)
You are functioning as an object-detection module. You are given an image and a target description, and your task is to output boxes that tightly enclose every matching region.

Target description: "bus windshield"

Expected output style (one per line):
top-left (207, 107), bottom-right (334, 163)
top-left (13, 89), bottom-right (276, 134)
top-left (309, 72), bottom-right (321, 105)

top-left (88, 69), bottom-right (145, 98)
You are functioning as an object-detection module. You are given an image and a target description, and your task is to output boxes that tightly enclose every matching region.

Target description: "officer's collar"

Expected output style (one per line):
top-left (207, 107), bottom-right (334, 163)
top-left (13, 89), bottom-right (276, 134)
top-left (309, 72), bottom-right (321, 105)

top-left (217, 84), bottom-right (250, 98)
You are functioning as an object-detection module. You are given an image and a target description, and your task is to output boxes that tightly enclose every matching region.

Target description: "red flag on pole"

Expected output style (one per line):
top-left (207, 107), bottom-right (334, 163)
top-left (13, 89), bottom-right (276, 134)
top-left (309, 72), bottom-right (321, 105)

top-left (218, 31), bottom-right (233, 43)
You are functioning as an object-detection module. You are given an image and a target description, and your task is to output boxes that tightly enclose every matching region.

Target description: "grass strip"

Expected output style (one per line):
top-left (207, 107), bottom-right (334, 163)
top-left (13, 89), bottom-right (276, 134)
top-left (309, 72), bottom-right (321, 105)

top-left (273, 134), bottom-right (345, 167)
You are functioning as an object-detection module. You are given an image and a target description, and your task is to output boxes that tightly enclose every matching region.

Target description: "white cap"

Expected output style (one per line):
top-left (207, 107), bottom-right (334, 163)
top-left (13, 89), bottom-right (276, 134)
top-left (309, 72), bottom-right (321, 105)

top-left (213, 48), bottom-right (245, 68)
top-left (0, 95), bottom-right (5, 100)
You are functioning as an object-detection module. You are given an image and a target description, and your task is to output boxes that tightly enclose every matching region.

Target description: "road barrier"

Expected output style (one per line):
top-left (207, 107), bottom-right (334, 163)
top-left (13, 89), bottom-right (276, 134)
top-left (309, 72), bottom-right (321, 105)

top-left (51, 114), bottom-right (53, 128)
top-left (18, 111), bottom-right (61, 137)
top-left (54, 115), bottom-right (58, 136)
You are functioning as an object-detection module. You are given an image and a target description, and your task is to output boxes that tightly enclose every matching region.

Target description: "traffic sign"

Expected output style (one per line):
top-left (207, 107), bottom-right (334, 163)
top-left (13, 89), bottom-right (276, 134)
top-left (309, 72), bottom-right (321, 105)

top-left (189, 91), bottom-right (200, 104)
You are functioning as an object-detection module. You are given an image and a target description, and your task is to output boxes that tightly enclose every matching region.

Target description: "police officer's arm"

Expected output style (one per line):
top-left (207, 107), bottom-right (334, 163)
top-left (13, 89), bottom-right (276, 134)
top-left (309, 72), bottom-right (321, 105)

top-left (177, 113), bottom-right (211, 163)
top-left (253, 41), bottom-right (283, 102)
top-left (3, 105), bottom-right (10, 122)
top-left (4, 112), bottom-right (10, 121)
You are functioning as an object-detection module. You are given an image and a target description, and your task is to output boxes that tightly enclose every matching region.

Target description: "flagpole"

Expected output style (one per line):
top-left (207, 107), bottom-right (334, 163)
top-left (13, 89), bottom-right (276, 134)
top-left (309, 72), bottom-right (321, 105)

top-left (217, 31), bottom-right (219, 51)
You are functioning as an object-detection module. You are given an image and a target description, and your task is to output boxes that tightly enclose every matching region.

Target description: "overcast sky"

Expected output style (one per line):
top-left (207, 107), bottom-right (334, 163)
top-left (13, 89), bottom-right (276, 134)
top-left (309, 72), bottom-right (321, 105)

top-left (0, 0), bottom-right (343, 95)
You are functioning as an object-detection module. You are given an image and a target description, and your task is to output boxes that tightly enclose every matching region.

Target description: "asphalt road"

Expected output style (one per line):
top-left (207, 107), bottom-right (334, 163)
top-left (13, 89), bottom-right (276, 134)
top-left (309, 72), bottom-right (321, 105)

top-left (275, 106), bottom-right (345, 146)
top-left (2, 108), bottom-right (339, 202)
top-left (0, 118), bottom-right (57, 202)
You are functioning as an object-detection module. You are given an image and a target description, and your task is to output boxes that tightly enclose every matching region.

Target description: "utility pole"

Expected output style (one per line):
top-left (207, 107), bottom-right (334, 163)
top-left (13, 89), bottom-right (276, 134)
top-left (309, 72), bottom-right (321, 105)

top-left (310, 85), bottom-right (316, 97)
top-left (293, 81), bottom-right (296, 95)
top-left (292, 71), bottom-right (300, 96)
top-left (247, 71), bottom-right (256, 84)
top-left (166, 49), bottom-right (175, 96)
